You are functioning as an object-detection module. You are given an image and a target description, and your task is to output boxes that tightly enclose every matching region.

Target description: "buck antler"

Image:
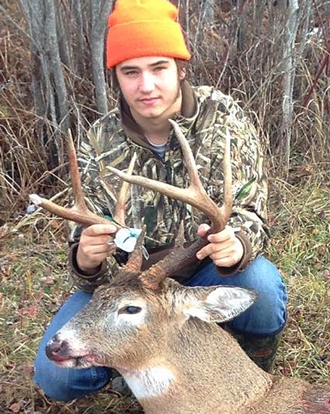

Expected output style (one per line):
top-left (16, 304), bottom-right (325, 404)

top-left (108, 120), bottom-right (232, 234)
top-left (30, 122), bottom-right (232, 290)
top-left (29, 130), bottom-right (136, 229)
top-left (110, 120), bottom-right (233, 290)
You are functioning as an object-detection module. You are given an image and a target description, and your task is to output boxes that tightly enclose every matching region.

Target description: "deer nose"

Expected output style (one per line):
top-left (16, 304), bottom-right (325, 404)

top-left (45, 334), bottom-right (70, 361)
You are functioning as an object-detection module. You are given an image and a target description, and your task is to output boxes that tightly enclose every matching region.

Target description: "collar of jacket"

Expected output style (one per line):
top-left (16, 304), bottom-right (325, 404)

top-left (119, 80), bottom-right (199, 150)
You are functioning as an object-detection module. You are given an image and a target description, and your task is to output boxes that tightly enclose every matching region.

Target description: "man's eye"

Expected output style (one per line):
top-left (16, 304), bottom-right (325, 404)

top-left (154, 66), bottom-right (165, 72)
top-left (124, 71), bottom-right (138, 77)
top-left (119, 306), bottom-right (142, 315)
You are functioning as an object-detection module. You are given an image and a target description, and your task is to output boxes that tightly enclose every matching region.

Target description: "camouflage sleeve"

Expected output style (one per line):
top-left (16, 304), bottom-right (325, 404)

top-left (67, 117), bottom-right (119, 292)
top-left (207, 93), bottom-right (269, 271)
top-left (67, 243), bottom-right (110, 293)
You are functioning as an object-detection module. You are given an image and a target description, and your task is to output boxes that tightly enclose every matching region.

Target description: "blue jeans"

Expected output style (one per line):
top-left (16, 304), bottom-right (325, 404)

top-left (34, 256), bottom-right (287, 401)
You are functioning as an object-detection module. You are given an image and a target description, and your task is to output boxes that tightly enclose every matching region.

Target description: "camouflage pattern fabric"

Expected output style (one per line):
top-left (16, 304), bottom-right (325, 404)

top-left (68, 81), bottom-right (269, 291)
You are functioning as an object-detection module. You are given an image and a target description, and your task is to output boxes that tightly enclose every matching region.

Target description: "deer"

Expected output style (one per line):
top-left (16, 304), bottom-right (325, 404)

top-left (30, 122), bottom-right (330, 414)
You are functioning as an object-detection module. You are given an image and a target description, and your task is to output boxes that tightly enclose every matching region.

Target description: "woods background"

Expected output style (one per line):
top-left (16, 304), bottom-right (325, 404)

top-left (1, 0), bottom-right (329, 224)
top-left (0, 1), bottom-right (330, 413)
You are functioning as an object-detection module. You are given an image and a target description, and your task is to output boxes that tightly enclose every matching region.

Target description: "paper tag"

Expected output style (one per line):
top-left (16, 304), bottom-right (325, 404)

top-left (114, 227), bottom-right (142, 253)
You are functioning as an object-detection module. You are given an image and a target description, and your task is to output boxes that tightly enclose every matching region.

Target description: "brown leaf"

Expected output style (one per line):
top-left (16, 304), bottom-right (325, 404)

top-left (18, 304), bottom-right (39, 318)
top-left (10, 402), bottom-right (21, 413)
top-left (42, 276), bottom-right (55, 286)
top-left (0, 265), bottom-right (11, 277)
top-left (22, 362), bottom-right (34, 377)
top-left (0, 224), bottom-right (10, 239)
top-left (321, 269), bottom-right (330, 280)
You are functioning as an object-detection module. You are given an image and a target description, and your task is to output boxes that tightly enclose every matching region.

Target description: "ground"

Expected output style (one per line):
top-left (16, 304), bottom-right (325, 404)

top-left (0, 174), bottom-right (329, 413)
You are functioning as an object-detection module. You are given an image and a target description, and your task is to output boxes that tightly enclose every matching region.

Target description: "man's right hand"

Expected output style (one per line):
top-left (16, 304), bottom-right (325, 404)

top-left (76, 224), bottom-right (118, 275)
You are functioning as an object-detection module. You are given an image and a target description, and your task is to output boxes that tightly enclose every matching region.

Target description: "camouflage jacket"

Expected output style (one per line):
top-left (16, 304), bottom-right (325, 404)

top-left (68, 81), bottom-right (269, 292)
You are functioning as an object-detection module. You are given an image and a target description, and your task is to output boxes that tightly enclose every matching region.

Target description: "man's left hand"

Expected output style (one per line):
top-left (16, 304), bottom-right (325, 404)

top-left (196, 224), bottom-right (244, 268)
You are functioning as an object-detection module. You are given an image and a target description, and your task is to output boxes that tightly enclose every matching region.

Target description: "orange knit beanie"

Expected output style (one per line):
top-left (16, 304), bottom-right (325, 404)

top-left (106, 0), bottom-right (191, 68)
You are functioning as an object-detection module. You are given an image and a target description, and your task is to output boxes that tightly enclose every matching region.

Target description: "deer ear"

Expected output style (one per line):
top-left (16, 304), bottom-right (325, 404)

top-left (182, 286), bottom-right (258, 323)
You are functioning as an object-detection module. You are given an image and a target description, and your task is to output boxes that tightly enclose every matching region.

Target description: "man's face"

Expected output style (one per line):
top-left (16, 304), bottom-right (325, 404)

top-left (116, 56), bottom-right (185, 122)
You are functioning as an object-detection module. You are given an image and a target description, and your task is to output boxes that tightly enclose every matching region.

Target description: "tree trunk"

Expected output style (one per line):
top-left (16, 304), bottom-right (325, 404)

top-left (90, 0), bottom-right (114, 115)
top-left (280, 0), bottom-right (299, 169)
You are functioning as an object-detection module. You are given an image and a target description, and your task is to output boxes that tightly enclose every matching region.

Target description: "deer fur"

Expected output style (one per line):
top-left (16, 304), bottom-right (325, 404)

top-left (36, 123), bottom-right (330, 413)
top-left (46, 274), bottom-right (330, 414)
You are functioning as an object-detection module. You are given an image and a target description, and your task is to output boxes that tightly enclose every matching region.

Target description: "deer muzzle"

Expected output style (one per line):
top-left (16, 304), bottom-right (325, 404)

top-left (46, 334), bottom-right (72, 363)
top-left (46, 331), bottom-right (101, 368)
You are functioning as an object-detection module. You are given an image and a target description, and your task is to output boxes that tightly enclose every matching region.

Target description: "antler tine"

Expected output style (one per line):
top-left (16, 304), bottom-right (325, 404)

top-left (138, 237), bottom-right (208, 290)
top-left (110, 120), bottom-right (233, 291)
top-left (140, 126), bottom-right (232, 290)
top-left (120, 225), bottom-right (146, 273)
top-left (171, 120), bottom-right (232, 231)
top-left (67, 129), bottom-right (88, 214)
top-left (220, 129), bottom-right (233, 221)
top-left (115, 152), bottom-right (137, 226)
top-left (29, 130), bottom-right (131, 229)
top-left (108, 120), bottom-right (232, 233)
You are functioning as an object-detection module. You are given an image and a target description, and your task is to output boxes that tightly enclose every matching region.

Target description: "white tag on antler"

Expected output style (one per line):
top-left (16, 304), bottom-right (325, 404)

top-left (115, 228), bottom-right (141, 252)
top-left (114, 228), bottom-right (149, 260)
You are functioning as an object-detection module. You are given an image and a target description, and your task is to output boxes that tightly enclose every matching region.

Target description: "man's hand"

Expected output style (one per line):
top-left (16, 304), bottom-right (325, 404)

top-left (196, 224), bottom-right (244, 268)
top-left (76, 224), bottom-right (118, 274)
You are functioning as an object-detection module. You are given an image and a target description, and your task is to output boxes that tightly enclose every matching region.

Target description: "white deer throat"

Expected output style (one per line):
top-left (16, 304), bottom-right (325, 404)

top-left (123, 367), bottom-right (175, 400)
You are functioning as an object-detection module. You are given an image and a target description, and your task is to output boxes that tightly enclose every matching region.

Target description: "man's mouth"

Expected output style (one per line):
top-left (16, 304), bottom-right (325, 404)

top-left (139, 97), bottom-right (160, 106)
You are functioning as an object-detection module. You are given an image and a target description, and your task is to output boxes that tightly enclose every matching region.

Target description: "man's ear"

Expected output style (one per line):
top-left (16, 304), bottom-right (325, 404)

top-left (177, 285), bottom-right (258, 324)
top-left (179, 67), bottom-right (186, 81)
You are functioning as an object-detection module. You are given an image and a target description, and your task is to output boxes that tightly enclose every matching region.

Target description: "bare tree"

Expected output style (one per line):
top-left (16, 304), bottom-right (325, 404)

top-left (90, 1), bottom-right (114, 115)
top-left (280, 0), bottom-right (300, 169)
top-left (14, 0), bottom-right (114, 166)
top-left (1, 0), bottom-right (329, 190)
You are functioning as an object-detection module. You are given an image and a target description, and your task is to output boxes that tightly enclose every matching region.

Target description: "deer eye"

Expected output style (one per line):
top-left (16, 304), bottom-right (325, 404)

top-left (118, 306), bottom-right (142, 315)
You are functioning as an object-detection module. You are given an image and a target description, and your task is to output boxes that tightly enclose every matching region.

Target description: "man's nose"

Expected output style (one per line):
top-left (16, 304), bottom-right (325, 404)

top-left (139, 72), bottom-right (154, 93)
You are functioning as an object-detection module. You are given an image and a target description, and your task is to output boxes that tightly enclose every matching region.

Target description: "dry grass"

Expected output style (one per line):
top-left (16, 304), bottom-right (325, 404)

top-left (1, 1), bottom-right (329, 222)
top-left (0, 229), bottom-right (143, 414)
top-left (0, 169), bottom-right (330, 413)
top-left (267, 171), bottom-right (330, 384)
top-left (1, 1), bottom-right (330, 412)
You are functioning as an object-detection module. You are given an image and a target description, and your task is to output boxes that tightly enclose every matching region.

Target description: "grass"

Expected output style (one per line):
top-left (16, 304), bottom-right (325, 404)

top-left (1, 1), bottom-right (329, 412)
top-left (267, 174), bottom-right (330, 384)
top-left (1, 170), bottom-right (330, 413)
top-left (0, 231), bottom-right (142, 414)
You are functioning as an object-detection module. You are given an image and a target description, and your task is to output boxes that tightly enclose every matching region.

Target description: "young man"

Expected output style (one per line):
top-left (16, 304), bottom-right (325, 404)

top-left (34, 0), bottom-right (287, 402)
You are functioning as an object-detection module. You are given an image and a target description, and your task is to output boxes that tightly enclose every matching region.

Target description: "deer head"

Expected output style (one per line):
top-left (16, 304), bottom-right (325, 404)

top-left (34, 121), bottom-right (261, 412)
top-left (45, 276), bottom-right (257, 368)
